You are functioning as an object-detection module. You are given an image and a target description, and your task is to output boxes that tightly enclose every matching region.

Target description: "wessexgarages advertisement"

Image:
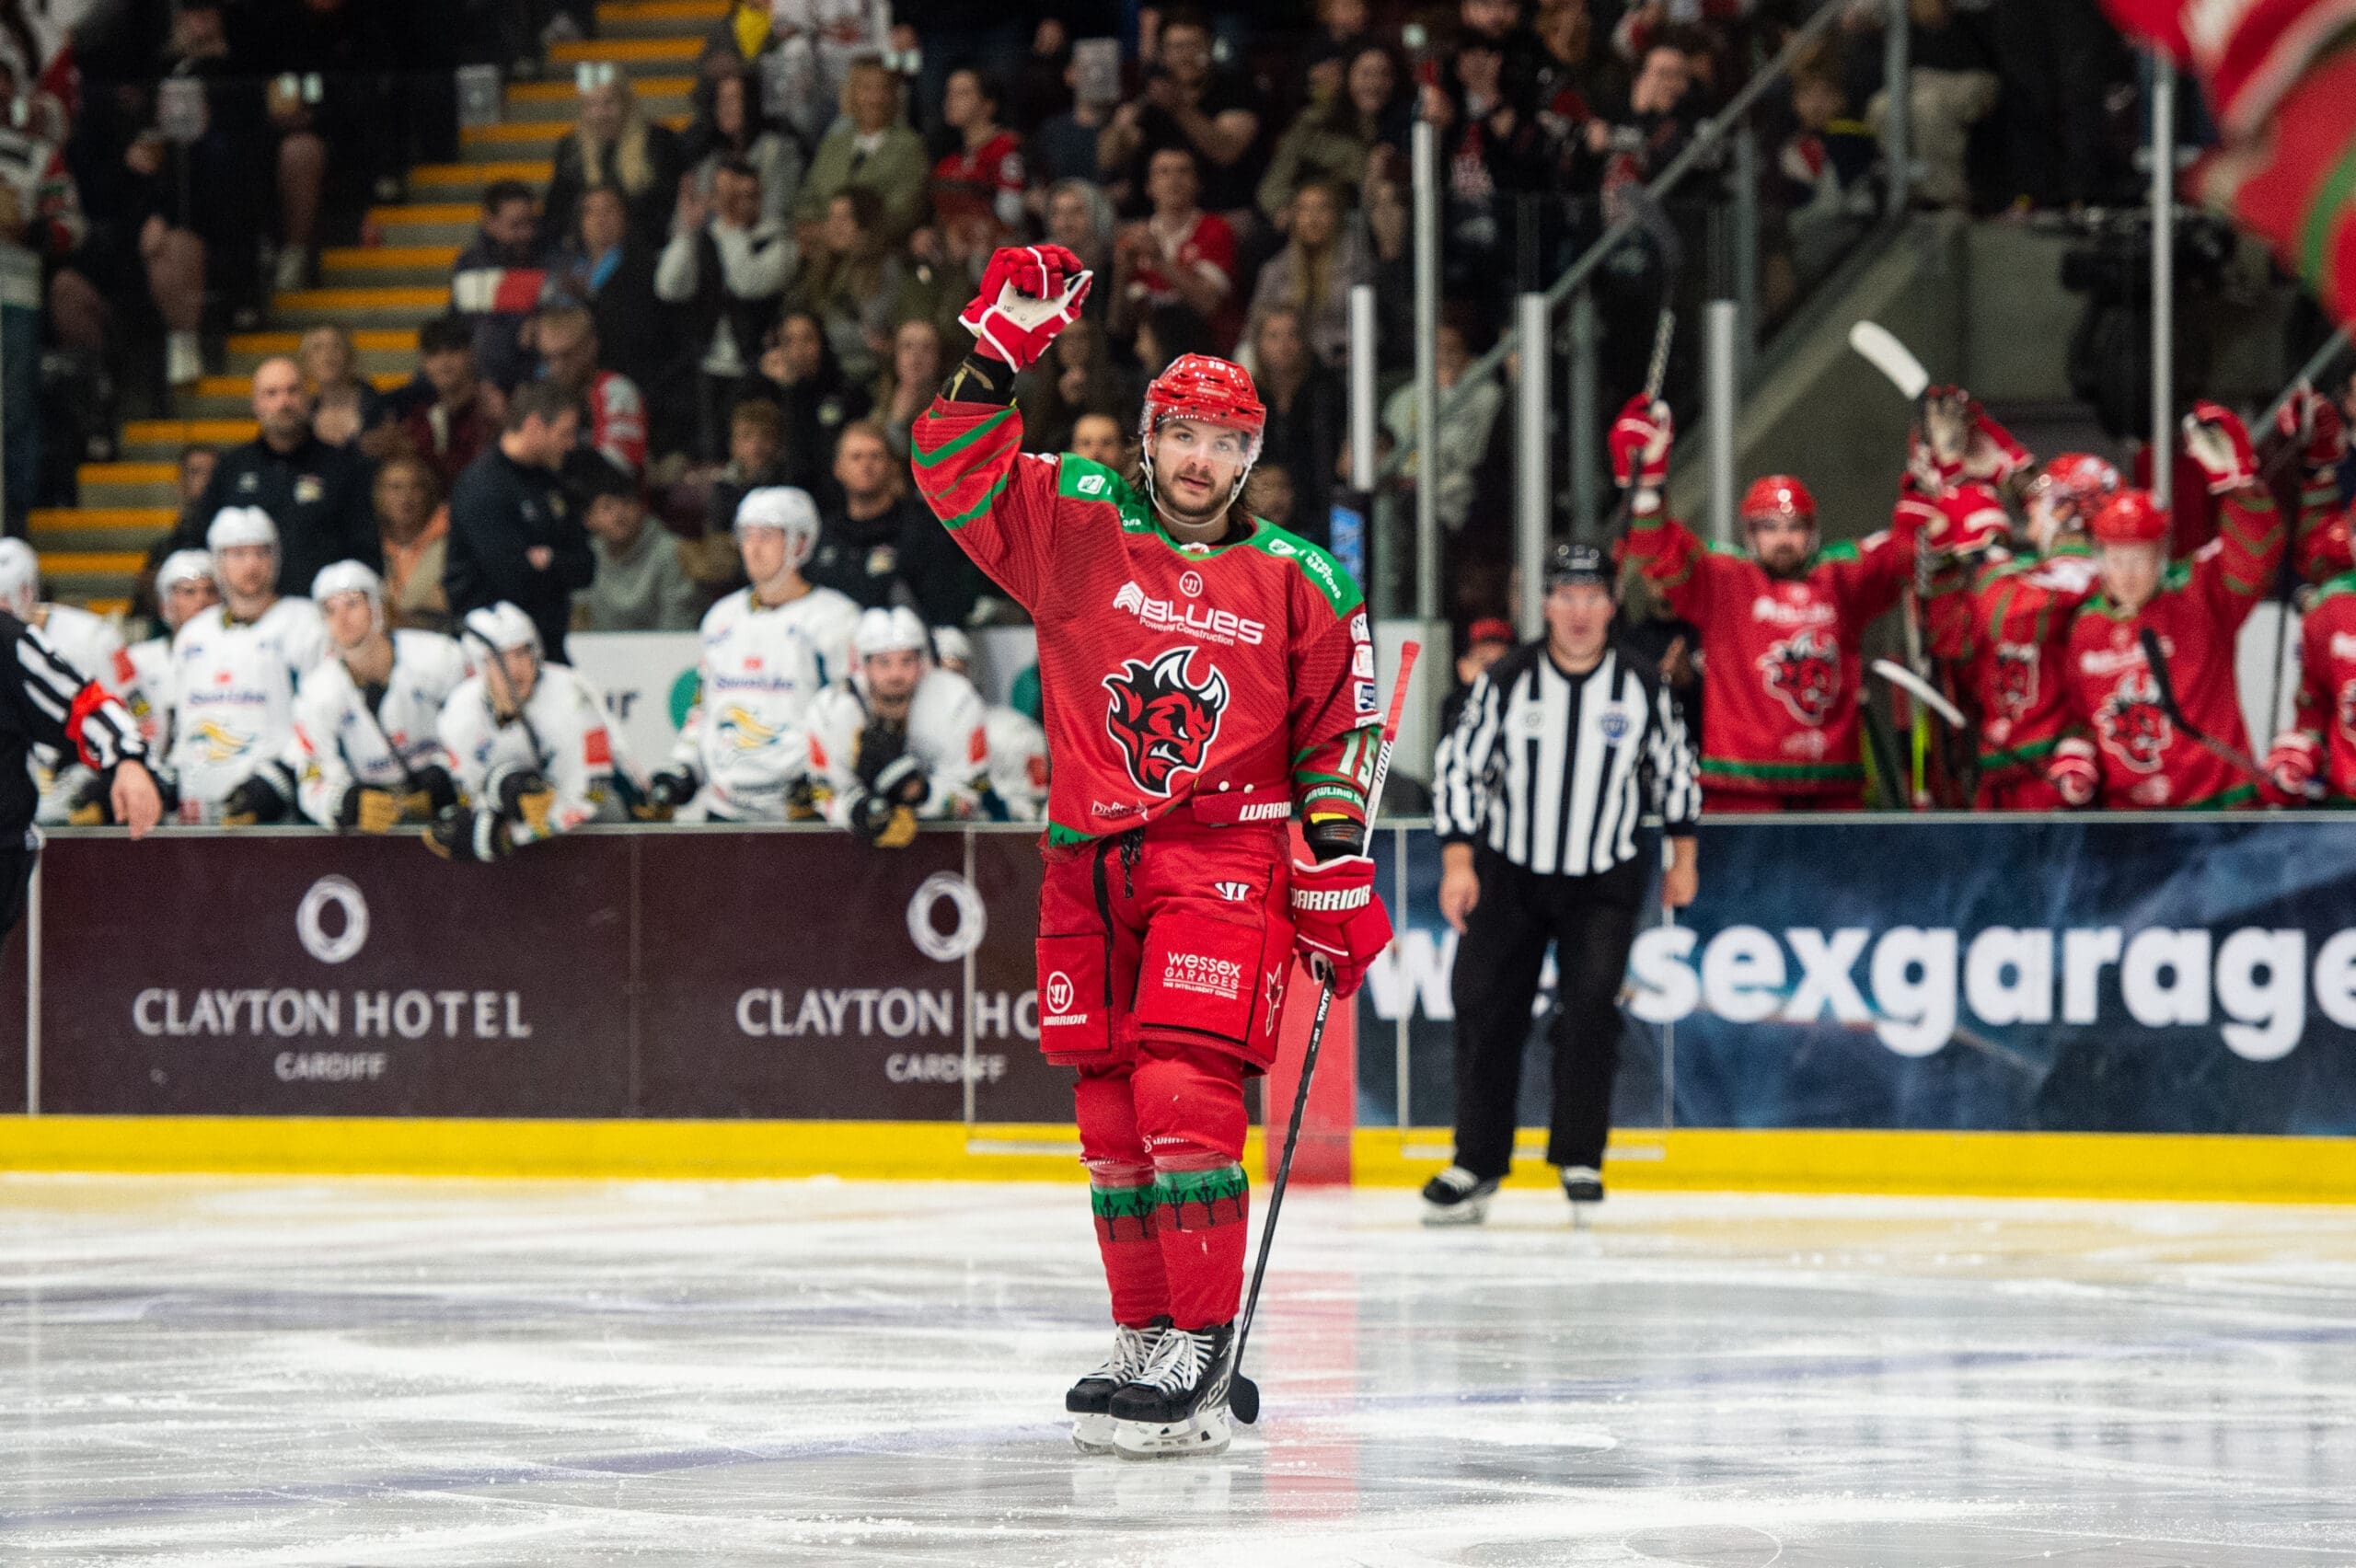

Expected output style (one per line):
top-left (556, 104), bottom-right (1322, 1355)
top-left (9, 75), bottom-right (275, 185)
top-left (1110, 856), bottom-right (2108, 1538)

top-left (1359, 820), bottom-right (2356, 1136)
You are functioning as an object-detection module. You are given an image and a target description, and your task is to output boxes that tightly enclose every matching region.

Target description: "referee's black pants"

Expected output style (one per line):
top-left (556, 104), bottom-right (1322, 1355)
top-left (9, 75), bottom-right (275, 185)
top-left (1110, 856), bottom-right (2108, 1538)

top-left (1449, 847), bottom-right (1646, 1180)
top-left (0, 837), bottom-right (32, 946)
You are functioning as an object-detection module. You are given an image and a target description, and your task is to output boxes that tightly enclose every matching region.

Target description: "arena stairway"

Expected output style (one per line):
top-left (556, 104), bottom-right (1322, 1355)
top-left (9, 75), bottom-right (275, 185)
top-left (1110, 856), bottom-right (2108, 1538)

top-left (30, 0), bottom-right (720, 612)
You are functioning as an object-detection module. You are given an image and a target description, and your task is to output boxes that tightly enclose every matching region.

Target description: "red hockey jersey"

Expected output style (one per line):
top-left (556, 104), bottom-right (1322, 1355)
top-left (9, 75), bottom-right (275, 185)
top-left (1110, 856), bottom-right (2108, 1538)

top-left (2291, 569), bottom-right (2356, 799)
top-left (1624, 508), bottom-right (1916, 796)
top-left (1927, 539), bottom-right (2098, 790)
top-left (911, 398), bottom-right (1376, 844)
top-left (2059, 490), bottom-right (2284, 808)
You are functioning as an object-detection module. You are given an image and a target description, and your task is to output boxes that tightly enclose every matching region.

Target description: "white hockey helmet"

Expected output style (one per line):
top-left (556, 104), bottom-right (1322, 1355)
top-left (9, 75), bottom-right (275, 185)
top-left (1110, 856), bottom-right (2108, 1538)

top-left (312, 559), bottom-right (386, 636)
top-left (155, 549), bottom-right (215, 596)
top-left (929, 625), bottom-right (973, 670)
top-left (206, 505), bottom-right (279, 556)
top-left (0, 537), bottom-right (39, 618)
top-left (853, 605), bottom-right (930, 660)
top-left (733, 486), bottom-right (822, 569)
top-left (462, 601), bottom-right (543, 661)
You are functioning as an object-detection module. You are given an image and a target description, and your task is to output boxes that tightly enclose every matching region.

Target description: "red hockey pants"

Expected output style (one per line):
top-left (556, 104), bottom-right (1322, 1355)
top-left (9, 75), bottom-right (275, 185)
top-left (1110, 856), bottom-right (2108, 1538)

top-left (1037, 813), bottom-right (1298, 1332)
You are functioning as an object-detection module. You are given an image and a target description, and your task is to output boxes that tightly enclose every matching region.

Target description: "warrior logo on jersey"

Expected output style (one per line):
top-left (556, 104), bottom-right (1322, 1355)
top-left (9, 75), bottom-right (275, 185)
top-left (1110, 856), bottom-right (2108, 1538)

top-left (1757, 627), bottom-right (1840, 725)
top-left (1103, 644), bottom-right (1228, 796)
top-left (2096, 673), bottom-right (2171, 773)
top-left (1992, 643), bottom-right (2038, 719)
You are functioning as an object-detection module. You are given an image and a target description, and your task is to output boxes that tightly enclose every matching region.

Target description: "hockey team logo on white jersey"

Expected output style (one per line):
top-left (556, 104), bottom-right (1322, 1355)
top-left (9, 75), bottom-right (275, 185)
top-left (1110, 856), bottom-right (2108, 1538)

top-left (715, 704), bottom-right (785, 752)
top-left (1102, 645), bottom-right (1229, 796)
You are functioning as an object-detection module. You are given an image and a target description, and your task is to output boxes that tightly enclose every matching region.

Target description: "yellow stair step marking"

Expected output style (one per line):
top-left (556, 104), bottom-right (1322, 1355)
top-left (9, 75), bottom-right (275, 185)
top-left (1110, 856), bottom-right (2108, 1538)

top-left (551, 36), bottom-right (699, 61)
top-left (463, 115), bottom-right (686, 145)
top-left (122, 420), bottom-right (258, 444)
top-left (509, 74), bottom-right (693, 102)
top-left (597, 0), bottom-right (726, 21)
top-left (412, 161), bottom-right (554, 186)
top-left (321, 245), bottom-right (458, 269)
top-left (272, 287), bottom-right (447, 311)
top-left (85, 598), bottom-right (130, 617)
top-left (192, 374), bottom-right (408, 398)
top-left (80, 462), bottom-right (181, 486)
top-left (229, 329), bottom-right (419, 355)
top-left (30, 508), bottom-right (177, 531)
top-left (39, 551), bottom-right (147, 575)
top-left (367, 202), bottom-right (481, 225)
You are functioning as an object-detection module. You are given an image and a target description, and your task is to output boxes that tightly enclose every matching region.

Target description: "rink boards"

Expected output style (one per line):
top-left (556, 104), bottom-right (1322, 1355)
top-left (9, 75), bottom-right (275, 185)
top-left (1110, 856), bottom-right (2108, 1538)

top-left (9, 816), bottom-right (2356, 1200)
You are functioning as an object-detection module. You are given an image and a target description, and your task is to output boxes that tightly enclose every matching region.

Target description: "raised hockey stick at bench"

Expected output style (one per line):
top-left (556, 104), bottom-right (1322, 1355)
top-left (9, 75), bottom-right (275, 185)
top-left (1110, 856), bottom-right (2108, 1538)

top-left (1229, 640), bottom-right (1420, 1428)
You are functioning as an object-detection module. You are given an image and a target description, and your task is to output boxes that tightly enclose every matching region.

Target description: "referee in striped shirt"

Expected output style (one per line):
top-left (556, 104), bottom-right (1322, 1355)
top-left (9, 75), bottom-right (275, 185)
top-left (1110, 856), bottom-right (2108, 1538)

top-left (1423, 543), bottom-right (1700, 1223)
top-left (0, 610), bottom-right (159, 941)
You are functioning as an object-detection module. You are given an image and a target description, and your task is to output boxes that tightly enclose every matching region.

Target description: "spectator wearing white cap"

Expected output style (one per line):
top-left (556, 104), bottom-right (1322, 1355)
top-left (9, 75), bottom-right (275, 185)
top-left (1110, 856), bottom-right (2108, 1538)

top-left (0, 540), bottom-right (134, 824)
top-left (167, 509), bottom-right (328, 824)
top-left (433, 602), bottom-right (629, 860)
top-left (289, 562), bottom-right (467, 833)
top-left (930, 624), bottom-right (1047, 822)
top-left (645, 486), bottom-right (860, 822)
top-left (805, 605), bottom-right (989, 847)
top-left (123, 549), bottom-right (219, 763)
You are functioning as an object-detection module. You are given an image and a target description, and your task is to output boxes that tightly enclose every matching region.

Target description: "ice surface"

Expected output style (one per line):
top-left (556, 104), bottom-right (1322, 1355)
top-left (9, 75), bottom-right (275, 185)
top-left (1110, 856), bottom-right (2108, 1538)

top-left (6, 1173), bottom-right (2356, 1566)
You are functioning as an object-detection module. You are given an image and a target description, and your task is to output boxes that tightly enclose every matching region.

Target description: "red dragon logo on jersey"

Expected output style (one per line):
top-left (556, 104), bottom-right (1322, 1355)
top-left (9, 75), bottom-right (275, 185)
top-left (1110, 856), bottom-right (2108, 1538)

top-left (1756, 628), bottom-right (1840, 725)
top-left (1992, 644), bottom-right (2038, 720)
top-left (2096, 672), bottom-right (2170, 773)
top-left (1103, 645), bottom-right (1229, 795)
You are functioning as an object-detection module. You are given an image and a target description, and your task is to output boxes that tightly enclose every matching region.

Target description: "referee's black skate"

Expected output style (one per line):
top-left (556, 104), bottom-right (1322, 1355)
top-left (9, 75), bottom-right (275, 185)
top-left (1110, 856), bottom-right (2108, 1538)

top-left (1560, 1165), bottom-right (1605, 1205)
top-left (1420, 1165), bottom-right (1500, 1226)
top-left (1109, 1320), bottom-right (1233, 1458)
top-left (1067, 1317), bottom-right (1169, 1454)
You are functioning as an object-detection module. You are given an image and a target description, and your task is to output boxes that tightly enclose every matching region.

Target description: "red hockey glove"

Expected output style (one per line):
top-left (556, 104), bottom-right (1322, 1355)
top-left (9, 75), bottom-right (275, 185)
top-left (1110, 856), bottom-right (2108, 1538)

top-left (2048, 736), bottom-right (2100, 808)
top-left (2276, 386), bottom-right (2348, 474)
top-left (2263, 730), bottom-right (2322, 804)
top-left (1967, 405), bottom-right (2031, 485)
top-left (2099, 0), bottom-right (2356, 141)
top-left (2183, 400), bottom-right (2258, 494)
top-left (1289, 854), bottom-right (1392, 999)
top-left (959, 244), bottom-right (1092, 371)
top-left (1609, 395), bottom-right (1671, 490)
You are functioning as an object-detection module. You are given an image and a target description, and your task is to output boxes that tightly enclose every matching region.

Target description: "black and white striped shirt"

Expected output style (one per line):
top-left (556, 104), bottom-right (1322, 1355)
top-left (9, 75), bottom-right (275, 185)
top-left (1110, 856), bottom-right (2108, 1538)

top-left (1, 611), bottom-right (144, 839)
top-left (1435, 640), bottom-right (1700, 876)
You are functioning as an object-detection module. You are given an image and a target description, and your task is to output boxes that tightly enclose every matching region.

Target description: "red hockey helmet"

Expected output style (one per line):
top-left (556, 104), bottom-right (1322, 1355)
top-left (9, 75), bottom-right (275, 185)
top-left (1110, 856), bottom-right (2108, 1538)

top-left (1740, 474), bottom-right (1816, 525)
top-left (1139, 354), bottom-right (1266, 452)
top-left (1934, 482), bottom-right (2012, 557)
top-left (2028, 451), bottom-right (2122, 521)
top-left (2089, 489), bottom-right (2169, 546)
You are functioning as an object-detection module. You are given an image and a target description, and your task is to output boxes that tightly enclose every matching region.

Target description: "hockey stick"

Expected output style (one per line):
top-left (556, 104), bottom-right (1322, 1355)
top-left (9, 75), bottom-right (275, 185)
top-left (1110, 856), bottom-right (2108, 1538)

top-left (2137, 627), bottom-right (2322, 801)
top-left (1868, 658), bottom-right (1966, 731)
top-left (1847, 320), bottom-right (1930, 401)
top-left (1229, 640), bottom-right (1420, 1428)
top-left (1604, 308), bottom-right (1679, 539)
top-left (1846, 320), bottom-right (1941, 803)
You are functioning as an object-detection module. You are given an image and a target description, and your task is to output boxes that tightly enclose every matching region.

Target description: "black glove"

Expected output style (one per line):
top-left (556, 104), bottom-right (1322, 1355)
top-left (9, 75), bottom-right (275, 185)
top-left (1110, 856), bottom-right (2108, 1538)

top-left (491, 767), bottom-right (557, 836)
top-left (855, 719), bottom-right (909, 792)
top-left (66, 769), bottom-right (114, 826)
top-left (423, 806), bottom-right (514, 862)
top-left (647, 767), bottom-right (696, 809)
top-left (221, 773), bottom-right (288, 826)
top-left (412, 764), bottom-right (460, 815)
top-left (851, 790), bottom-right (919, 848)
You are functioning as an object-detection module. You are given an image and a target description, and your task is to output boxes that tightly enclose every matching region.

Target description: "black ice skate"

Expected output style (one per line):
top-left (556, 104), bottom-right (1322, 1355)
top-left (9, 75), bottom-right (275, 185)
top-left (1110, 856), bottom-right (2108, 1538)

top-left (1560, 1165), bottom-right (1605, 1205)
top-left (1420, 1165), bottom-right (1500, 1226)
top-left (1067, 1317), bottom-right (1169, 1455)
top-left (1108, 1320), bottom-right (1233, 1458)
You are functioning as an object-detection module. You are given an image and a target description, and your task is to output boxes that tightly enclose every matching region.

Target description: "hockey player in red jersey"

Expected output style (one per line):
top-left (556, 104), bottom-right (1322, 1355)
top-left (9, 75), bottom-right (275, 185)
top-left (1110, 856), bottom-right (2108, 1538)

top-left (910, 244), bottom-right (1388, 1458)
top-left (1924, 453), bottom-right (2118, 808)
top-left (2048, 403), bottom-right (2287, 810)
top-left (1611, 396), bottom-right (1919, 811)
top-left (2264, 564), bottom-right (2356, 802)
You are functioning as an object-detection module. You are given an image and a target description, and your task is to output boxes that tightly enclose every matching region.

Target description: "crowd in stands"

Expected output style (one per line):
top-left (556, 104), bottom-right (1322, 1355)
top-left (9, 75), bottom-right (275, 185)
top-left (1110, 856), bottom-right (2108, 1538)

top-left (0, 0), bottom-right (2294, 831)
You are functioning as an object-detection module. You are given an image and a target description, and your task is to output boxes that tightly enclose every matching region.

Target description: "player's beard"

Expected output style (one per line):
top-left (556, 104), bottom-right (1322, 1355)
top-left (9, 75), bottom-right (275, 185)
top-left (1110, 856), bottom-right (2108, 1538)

top-left (1152, 471), bottom-right (1239, 539)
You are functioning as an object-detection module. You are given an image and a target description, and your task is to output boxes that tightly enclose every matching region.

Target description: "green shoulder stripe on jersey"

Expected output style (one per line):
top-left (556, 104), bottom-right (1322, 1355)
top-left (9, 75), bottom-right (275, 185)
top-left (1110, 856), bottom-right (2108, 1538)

top-left (1817, 539), bottom-right (1863, 563)
top-left (1702, 540), bottom-right (1748, 559)
top-left (1056, 455), bottom-right (1149, 518)
top-left (1047, 819), bottom-right (1095, 847)
top-left (2315, 568), bottom-right (2356, 604)
top-left (1242, 523), bottom-right (1364, 616)
top-left (910, 406), bottom-right (1014, 467)
top-left (2161, 559), bottom-right (2194, 592)
top-left (939, 472), bottom-right (1013, 531)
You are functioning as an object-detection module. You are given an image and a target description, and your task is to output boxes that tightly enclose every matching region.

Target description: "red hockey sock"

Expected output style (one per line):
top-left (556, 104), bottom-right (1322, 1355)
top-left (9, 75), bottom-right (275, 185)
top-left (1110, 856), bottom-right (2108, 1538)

top-left (1132, 1043), bottom-right (1252, 1332)
top-left (1075, 1068), bottom-right (1169, 1327)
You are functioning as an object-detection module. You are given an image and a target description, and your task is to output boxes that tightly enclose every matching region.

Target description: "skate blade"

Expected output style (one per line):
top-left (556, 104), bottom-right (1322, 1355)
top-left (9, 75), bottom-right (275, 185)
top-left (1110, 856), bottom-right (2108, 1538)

top-left (1422, 1195), bottom-right (1491, 1227)
top-left (1113, 1407), bottom-right (1233, 1459)
top-left (1071, 1412), bottom-right (1116, 1455)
